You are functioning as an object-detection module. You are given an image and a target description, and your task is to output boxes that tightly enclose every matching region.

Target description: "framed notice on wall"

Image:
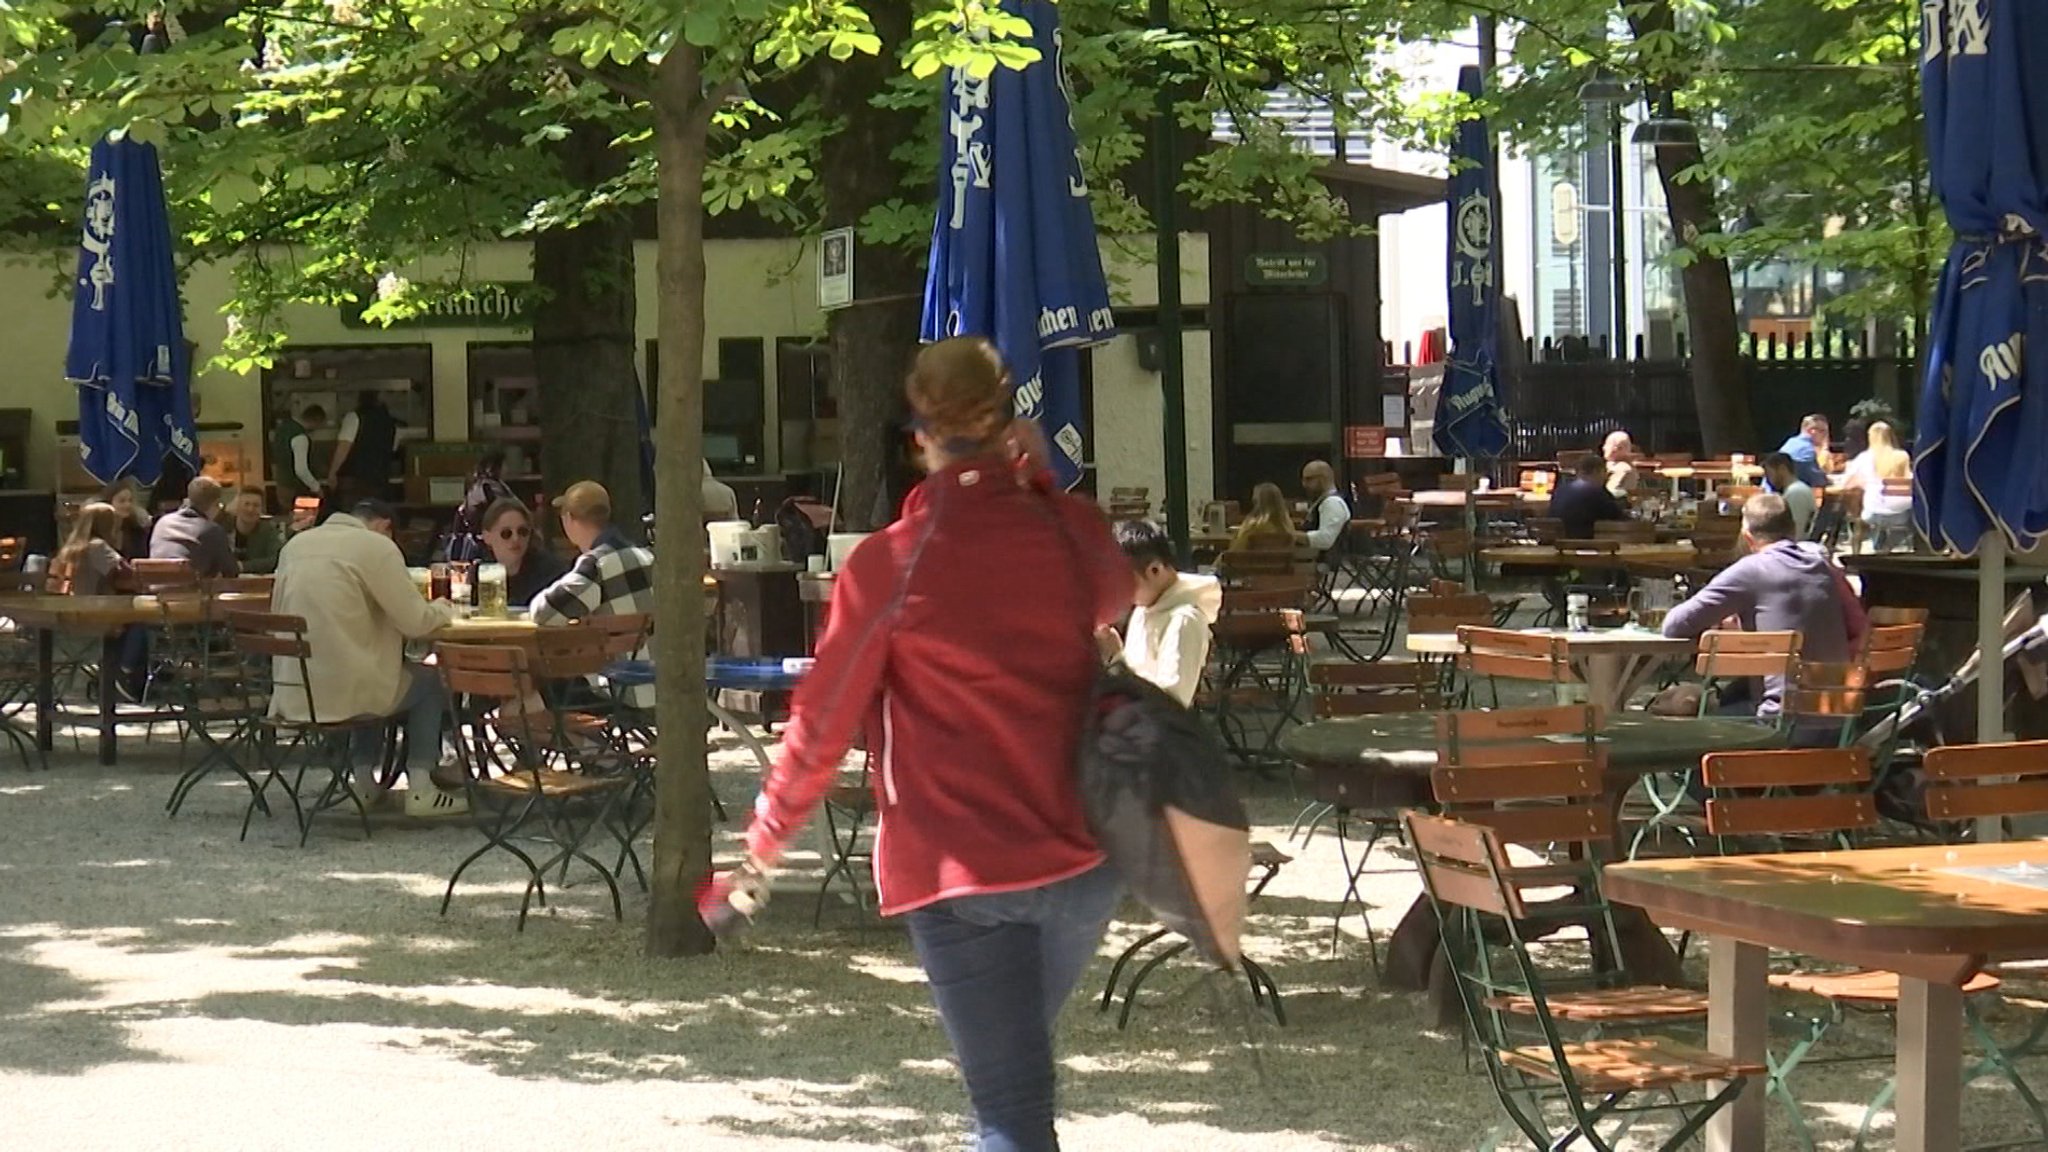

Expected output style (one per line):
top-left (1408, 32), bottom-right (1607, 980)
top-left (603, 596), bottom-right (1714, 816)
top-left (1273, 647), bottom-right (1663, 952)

top-left (819, 227), bottom-right (854, 310)
top-left (1345, 425), bottom-right (1387, 459)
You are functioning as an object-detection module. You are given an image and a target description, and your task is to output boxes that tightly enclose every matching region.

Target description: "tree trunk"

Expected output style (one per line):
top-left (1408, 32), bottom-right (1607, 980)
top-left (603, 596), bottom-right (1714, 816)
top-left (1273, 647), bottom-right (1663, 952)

top-left (1630, 0), bottom-right (1752, 454)
top-left (532, 120), bottom-right (646, 533)
top-left (1650, 132), bottom-right (1753, 453)
top-left (647, 47), bottom-right (715, 960)
top-left (819, 0), bottom-right (923, 531)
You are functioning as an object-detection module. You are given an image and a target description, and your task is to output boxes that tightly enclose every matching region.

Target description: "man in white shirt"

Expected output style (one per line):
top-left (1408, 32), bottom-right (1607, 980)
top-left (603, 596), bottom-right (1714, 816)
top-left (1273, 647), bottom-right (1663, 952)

top-left (271, 499), bottom-right (462, 814)
top-left (1300, 460), bottom-right (1351, 563)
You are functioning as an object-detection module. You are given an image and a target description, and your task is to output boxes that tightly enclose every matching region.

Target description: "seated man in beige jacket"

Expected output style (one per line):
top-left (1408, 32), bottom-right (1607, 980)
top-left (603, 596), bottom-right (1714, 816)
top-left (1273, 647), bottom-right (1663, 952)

top-left (271, 499), bottom-right (462, 815)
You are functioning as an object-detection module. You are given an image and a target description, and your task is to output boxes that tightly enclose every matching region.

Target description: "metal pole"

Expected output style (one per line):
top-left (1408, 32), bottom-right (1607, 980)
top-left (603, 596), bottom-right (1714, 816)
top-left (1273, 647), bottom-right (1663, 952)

top-left (1152, 0), bottom-right (1190, 559)
top-left (1977, 530), bottom-right (2008, 842)
top-left (1610, 105), bottom-right (1629, 355)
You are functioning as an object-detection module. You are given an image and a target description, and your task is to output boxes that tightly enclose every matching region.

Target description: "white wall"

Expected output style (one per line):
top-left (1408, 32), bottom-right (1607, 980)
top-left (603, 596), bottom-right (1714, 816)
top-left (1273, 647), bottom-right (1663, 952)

top-left (0, 238), bottom-right (821, 491)
top-left (1090, 331), bottom-right (1215, 525)
top-left (1, 232), bottom-right (1213, 504)
top-left (1089, 232), bottom-right (1214, 523)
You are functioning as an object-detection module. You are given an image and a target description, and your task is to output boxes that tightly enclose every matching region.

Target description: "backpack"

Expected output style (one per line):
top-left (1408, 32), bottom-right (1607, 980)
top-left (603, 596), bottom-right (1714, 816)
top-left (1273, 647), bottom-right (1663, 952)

top-left (775, 497), bottom-right (833, 562)
top-left (1078, 662), bottom-right (1252, 969)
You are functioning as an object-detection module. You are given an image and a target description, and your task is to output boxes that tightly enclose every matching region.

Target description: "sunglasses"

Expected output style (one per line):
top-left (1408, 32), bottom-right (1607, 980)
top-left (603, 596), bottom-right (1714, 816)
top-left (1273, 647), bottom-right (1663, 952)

top-left (493, 525), bottom-right (531, 540)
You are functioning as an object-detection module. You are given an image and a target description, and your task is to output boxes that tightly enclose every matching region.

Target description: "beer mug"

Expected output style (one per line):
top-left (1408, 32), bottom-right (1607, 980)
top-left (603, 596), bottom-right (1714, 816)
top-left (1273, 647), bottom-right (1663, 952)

top-left (477, 563), bottom-right (508, 618)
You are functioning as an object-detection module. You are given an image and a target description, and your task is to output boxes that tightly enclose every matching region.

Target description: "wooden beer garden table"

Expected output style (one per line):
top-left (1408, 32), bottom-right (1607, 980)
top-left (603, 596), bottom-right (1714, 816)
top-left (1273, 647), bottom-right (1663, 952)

top-left (1, 592), bottom-right (265, 766)
top-left (1480, 542), bottom-right (1703, 575)
top-left (1606, 842), bottom-right (2048, 1152)
top-left (1279, 711), bottom-right (1785, 1026)
top-left (1405, 626), bottom-right (1695, 715)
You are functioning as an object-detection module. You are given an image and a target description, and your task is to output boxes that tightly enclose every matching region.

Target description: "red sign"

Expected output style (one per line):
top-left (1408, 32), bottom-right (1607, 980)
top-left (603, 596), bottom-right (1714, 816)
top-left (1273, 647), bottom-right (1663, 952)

top-left (1345, 425), bottom-right (1387, 459)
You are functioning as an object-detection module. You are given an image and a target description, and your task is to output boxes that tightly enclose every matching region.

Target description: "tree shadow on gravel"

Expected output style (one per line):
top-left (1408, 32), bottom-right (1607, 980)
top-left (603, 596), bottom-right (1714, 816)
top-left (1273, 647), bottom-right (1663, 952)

top-left (0, 948), bottom-right (162, 1076)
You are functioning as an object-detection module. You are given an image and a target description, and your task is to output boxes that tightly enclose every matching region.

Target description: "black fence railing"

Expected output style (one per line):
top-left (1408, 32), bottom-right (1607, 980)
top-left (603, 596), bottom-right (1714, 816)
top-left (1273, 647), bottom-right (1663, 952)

top-left (1388, 329), bottom-right (1916, 466)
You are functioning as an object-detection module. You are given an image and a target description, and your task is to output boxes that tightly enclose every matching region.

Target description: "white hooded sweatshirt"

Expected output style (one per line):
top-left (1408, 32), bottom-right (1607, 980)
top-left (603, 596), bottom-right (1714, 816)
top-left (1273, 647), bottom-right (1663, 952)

top-left (1121, 573), bottom-right (1223, 707)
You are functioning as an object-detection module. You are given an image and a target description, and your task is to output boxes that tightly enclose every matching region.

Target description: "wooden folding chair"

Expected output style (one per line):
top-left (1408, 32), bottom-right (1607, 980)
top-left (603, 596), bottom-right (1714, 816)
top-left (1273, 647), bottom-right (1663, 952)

top-left (1205, 587), bottom-right (1310, 766)
top-left (223, 610), bottom-right (390, 845)
top-left (437, 634), bottom-right (633, 929)
top-left (1405, 811), bottom-right (1750, 1152)
top-left (1456, 625), bottom-right (1576, 708)
top-left (1627, 630), bottom-right (1801, 858)
top-left (130, 558), bottom-right (199, 593)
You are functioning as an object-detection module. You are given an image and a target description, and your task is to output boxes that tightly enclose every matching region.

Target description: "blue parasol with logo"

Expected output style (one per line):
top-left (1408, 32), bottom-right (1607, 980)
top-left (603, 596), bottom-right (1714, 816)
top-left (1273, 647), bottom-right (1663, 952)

top-left (920, 0), bottom-right (1117, 490)
top-left (1912, 0), bottom-right (2048, 746)
top-left (64, 132), bottom-right (198, 487)
top-left (1436, 65), bottom-right (1511, 459)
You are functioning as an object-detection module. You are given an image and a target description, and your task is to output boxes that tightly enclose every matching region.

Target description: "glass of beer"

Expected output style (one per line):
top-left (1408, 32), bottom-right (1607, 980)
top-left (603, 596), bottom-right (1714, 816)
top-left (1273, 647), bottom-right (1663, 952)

top-left (477, 563), bottom-right (508, 618)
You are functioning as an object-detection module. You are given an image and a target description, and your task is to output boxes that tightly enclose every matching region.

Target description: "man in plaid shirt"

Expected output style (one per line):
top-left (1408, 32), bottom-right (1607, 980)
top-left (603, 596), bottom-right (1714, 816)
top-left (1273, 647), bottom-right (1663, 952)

top-left (532, 480), bottom-right (655, 707)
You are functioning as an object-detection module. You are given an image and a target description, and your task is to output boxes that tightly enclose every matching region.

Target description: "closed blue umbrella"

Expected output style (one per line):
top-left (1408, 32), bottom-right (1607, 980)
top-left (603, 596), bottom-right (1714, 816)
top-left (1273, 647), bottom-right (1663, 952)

top-left (921, 0), bottom-right (1117, 490)
top-left (1435, 65), bottom-right (1511, 460)
top-left (65, 133), bottom-right (197, 487)
top-left (1912, 0), bottom-right (2048, 746)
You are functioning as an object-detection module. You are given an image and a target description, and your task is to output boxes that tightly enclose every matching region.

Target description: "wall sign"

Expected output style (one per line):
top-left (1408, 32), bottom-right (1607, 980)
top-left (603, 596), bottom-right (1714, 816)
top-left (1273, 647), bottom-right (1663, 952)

top-left (819, 227), bottom-right (854, 310)
top-left (341, 281), bottom-right (534, 330)
top-left (1345, 425), bottom-right (1387, 458)
top-left (1244, 252), bottom-right (1328, 288)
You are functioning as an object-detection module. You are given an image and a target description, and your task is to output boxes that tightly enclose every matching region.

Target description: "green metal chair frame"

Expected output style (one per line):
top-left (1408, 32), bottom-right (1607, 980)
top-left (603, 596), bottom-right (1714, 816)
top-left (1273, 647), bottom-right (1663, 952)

top-left (161, 592), bottom-right (273, 819)
top-left (1204, 588), bottom-right (1311, 768)
top-left (1405, 811), bottom-right (1757, 1151)
top-left (437, 633), bottom-right (634, 930)
top-left (1626, 629), bottom-right (1799, 859)
top-left (1298, 658), bottom-right (1438, 972)
top-left (223, 609), bottom-right (389, 845)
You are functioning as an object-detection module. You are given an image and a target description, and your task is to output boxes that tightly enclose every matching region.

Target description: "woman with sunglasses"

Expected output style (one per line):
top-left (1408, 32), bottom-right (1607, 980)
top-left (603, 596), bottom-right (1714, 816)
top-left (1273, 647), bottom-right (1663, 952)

top-left (479, 497), bottom-right (567, 610)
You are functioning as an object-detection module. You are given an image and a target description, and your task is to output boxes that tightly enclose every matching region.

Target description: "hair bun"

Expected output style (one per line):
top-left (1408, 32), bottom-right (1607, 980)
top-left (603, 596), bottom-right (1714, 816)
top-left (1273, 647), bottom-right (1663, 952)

top-left (908, 337), bottom-right (1010, 446)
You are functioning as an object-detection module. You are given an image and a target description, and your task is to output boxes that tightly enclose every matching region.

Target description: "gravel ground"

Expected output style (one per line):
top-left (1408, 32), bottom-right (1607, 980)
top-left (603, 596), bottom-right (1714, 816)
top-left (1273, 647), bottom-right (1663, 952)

top-left (3, 718), bottom-right (2046, 1150)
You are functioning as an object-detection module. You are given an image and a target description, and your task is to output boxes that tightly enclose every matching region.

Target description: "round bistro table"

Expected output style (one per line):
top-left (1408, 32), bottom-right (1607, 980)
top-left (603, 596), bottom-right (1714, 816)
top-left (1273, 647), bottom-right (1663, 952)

top-left (1280, 712), bottom-right (1786, 1025)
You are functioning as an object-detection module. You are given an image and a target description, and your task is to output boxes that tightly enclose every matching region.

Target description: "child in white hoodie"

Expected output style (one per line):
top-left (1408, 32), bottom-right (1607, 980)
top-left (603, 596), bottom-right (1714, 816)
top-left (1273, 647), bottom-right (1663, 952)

top-left (1098, 520), bottom-right (1223, 707)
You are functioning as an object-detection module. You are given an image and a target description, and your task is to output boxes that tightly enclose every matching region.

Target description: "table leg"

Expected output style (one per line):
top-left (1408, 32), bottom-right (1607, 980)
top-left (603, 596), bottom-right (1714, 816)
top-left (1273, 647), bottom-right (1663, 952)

top-left (709, 690), bottom-right (840, 893)
top-left (97, 633), bottom-right (118, 767)
top-left (1707, 937), bottom-right (1768, 1152)
top-left (1578, 652), bottom-right (1627, 716)
top-left (34, 628), bottom-right (52, 752)
top-left (1896, 977), bottom-right (1964, 1152)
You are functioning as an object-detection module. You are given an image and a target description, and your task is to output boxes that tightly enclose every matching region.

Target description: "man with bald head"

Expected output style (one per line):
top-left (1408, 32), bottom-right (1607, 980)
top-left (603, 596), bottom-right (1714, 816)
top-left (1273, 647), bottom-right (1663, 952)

top-left (149, 475), bottom-right (239, 579)
top-left (1300, 460), bottom-right (1351, 564)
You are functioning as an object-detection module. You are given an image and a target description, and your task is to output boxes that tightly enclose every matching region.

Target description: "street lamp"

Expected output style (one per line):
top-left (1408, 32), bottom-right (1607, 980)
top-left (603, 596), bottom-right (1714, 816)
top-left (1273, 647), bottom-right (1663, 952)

top-left (1576, 74), bottom-right (1631, 354)
top-left (1631, 116), bottom-right (1699, 148)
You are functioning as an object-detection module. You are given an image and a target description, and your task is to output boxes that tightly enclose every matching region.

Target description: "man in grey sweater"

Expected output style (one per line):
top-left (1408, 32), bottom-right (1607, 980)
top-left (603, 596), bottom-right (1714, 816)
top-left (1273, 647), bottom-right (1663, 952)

top-left (148, 476), bottom-right (240, 579)
top-left (1661, 493), bottom-right (1866, 719)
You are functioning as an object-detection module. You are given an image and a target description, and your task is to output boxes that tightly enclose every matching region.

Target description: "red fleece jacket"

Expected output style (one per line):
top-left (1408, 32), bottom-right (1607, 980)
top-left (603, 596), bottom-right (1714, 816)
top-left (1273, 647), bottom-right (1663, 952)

top-left (746, 456), bottom-right (1132, 915)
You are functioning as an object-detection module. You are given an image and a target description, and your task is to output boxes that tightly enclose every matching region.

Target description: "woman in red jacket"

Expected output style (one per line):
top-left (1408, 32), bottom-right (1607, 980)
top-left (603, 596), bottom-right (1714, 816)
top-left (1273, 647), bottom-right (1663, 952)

top-left (728, 336), bottom-right (1131, 1151)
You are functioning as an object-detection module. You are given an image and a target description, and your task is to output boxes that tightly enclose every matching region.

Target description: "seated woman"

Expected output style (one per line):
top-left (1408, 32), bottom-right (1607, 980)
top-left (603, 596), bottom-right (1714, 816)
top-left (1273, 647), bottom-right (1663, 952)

top-left (53, 503), bottom-right (134, 596)
top-left (52, 502), bottom-right (147, 697)
top-left (1844, 420), bottom-right (1913, 552)
top-left (479, 496), bottom-right (568, 610)
top-left (1230, 482), bottom-right (1301, 552)
top-left (98, 478), bottom-right (152, 560)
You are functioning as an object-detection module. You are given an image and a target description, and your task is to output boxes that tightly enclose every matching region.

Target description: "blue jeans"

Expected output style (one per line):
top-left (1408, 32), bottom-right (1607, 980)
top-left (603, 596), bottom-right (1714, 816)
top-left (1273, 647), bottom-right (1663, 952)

top-left (347, 664), bottom-right (447, 788)
top-left (905, 864), bottom-right (1123, 1152)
